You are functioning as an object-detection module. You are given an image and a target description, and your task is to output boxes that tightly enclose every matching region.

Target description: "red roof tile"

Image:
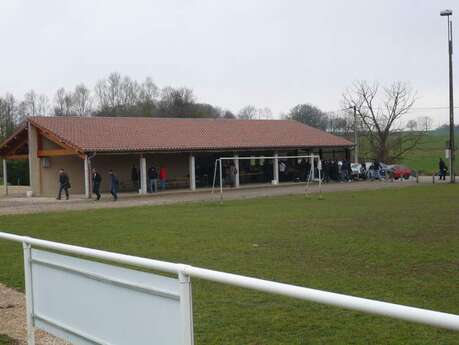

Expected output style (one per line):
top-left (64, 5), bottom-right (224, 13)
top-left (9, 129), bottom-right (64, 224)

top-left (27, 116), bottom-right (352, 153)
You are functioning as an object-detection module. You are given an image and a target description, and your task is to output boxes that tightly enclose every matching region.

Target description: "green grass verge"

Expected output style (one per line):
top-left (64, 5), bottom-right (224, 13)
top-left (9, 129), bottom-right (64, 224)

top-left (0, 185), bottom-right (458, 344)
top-left (399, 132), bottom-right (459, 174)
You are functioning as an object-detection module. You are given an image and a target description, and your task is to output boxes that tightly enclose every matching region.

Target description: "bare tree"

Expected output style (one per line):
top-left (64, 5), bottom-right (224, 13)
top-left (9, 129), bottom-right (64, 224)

top-left (238, 105), bottom-right (258, 119)
top-left (54, 88), bottom-right (74, 116)
top-left (343, 81), bottom-right (422, 162)
top-left (72, 84), bottom-right (92, 116)
top-left (0, 94), bottom-right (17, 140)
top-left (417, 116), bottom-right (433, 132)
top-left (21, 90), bottom-right (49, 116)
top-left (258, 107), bottom-right (273, 119)
top-left (139, 77), bottom-right (159, 104)
top-left (406, 119), bottom-right (418, 131)
top-left (95, 72), bottom-right (124, 111)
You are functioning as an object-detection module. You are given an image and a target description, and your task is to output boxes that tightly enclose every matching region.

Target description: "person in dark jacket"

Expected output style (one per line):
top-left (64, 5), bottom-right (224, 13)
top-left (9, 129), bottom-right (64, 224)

top-left (92, 168), bottom-right (102, 200)
top-left (439, 158), bottom-right (447, 180)
top-left (131, 165), bottom-right (139, 190)
top-left (148, 166), bottom-right (158, 193)
top-left (56, 169), bottom-right (70, 200)
top-left (109, 170), bottom-right (119, 201)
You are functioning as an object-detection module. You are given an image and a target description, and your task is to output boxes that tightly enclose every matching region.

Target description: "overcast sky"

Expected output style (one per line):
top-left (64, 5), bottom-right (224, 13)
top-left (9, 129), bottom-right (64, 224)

top-left (1, 0), bottom-right (458, 125)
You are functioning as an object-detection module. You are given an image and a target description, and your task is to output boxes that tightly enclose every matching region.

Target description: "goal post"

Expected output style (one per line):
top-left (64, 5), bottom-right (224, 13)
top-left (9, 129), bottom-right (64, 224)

top-left (211, 154), bottom-right (322, 202)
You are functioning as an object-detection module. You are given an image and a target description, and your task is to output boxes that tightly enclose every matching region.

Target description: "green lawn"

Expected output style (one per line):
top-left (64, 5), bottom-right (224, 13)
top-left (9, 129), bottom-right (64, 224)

top-left (0, 186), bottom-right (458, 344)
top-left (399, 132), bottom-right (459, 174)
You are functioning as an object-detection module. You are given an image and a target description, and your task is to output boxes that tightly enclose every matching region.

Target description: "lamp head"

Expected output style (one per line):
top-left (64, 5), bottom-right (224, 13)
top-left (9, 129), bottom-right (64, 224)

top-left (440, 9), bottom-right (453, 17)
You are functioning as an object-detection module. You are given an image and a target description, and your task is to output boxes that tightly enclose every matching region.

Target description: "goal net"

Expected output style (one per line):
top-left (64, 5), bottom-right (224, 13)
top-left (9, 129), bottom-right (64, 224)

top-left (211, 154), bottom-right (322, 202)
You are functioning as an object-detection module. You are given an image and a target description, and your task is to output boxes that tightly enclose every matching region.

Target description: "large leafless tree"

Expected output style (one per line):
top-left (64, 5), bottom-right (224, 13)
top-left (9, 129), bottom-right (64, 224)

top-left (343, 81), bottom-right (426, 162)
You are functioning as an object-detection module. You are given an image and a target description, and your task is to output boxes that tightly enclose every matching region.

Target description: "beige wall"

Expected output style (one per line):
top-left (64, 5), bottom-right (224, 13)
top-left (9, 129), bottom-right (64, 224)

top-left (40, 156), bottom-right (85, 196)
top-left (91, 153), bottom-right (190, 193)
top-left (37, 152), bottom-right (190, 196)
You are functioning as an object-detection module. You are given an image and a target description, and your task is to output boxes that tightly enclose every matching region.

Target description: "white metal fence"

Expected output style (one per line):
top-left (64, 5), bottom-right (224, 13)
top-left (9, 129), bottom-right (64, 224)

top-left (0, 232), bottom-right (458, 345)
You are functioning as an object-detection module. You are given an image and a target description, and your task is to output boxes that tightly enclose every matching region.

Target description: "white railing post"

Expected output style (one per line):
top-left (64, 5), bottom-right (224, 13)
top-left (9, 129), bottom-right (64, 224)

top-left (178, 272), bottom-right (194, 345)
top-left (22, 242), bottom-right (35, 345)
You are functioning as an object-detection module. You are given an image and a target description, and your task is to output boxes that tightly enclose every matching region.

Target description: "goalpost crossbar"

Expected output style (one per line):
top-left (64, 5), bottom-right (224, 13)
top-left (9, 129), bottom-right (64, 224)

top-left (212, 154), bottom-right (322, 202)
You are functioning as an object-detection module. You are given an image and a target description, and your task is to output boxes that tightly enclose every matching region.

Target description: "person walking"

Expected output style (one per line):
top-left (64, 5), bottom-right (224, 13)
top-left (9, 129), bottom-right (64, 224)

top-left (159, 166), bottom-right (167, 190)
top-left (56, 169), bottom-right (70, 200)
top-left (92, 168), bottom-right (102, 200)
top-left (109, 170), bottom-right (119, 201)
top-left (148, 166), bottom-right (158, 193)
top-left (439, 158), bottom-right (447, 181)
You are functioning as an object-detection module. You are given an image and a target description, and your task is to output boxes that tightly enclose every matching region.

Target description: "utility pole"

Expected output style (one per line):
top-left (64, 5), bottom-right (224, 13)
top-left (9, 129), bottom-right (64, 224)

top-left (353, 105), bottom-right (358, 163)
top-left (441, 9), bottom-right (455, 183)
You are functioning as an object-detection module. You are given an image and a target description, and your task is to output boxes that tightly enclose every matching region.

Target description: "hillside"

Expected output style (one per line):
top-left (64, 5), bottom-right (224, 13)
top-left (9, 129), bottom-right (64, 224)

top-left (399, 132), bottom-right (459, 174)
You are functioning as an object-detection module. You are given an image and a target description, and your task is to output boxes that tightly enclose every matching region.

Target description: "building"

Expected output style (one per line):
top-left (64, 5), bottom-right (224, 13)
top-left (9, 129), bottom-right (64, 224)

top-left (0, 117), bottom-right (353, 197)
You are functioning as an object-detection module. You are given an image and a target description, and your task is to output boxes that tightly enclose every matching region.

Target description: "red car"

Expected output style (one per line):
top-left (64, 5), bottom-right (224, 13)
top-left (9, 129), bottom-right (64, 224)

top-left (389, 165), bottom-right (413, 180)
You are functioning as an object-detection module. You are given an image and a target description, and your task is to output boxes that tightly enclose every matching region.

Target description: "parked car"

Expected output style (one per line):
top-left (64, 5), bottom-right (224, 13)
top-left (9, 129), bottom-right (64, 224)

top-left (365, 162), bottom-right (388, 180)
top-left (350, 163), bottom-right (367, 180)
top-left (388, 165), bottom-right (413, 180)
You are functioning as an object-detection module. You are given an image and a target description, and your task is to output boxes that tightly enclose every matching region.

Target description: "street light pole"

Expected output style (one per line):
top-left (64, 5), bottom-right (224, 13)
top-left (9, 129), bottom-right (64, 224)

top-left (441, 9), bottom-right (455, 183)
top-left (353, 105), bottom-right (358, 163)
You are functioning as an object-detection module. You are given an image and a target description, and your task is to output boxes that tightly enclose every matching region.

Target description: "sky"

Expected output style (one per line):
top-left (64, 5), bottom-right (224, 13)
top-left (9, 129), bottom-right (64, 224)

top-left (0, 0), bottom-right (458, 126)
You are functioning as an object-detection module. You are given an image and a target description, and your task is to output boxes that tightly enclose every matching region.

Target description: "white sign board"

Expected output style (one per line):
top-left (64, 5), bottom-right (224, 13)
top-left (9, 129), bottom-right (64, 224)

top-left (30, 249), bottom-right (184, 345)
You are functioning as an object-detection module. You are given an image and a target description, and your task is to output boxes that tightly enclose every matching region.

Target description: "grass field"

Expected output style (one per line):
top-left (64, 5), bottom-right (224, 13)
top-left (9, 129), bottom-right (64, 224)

top-left (399, 132), bottom-right (459, 174)
top-left (0, 185), bottom-right (459, 344)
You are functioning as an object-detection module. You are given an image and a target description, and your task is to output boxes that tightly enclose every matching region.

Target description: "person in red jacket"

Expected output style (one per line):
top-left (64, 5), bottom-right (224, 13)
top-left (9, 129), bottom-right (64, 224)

top-left (159, 166), bottom-right (167, 190)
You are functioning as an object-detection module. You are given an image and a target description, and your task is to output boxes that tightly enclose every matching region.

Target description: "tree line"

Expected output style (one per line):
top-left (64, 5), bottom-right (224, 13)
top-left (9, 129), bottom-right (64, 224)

top-left (0, 74), bottom-right (434, 162)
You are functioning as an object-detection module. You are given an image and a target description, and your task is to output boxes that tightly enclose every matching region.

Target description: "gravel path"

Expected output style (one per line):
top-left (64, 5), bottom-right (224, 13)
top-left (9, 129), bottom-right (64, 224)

top-left (0, 284), bottom-right (68, 345)
top-left (0, 179), bottom-right (430, 216)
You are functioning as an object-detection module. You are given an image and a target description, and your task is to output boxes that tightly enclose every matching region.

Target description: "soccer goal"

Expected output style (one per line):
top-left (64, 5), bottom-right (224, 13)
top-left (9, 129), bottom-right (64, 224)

top-left (211, 154), bottom-right (322, 202)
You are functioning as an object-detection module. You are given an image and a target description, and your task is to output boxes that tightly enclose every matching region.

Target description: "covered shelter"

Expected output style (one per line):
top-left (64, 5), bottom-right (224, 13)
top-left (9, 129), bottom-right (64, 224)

top-left (0, 117), bottom-right (353, 197)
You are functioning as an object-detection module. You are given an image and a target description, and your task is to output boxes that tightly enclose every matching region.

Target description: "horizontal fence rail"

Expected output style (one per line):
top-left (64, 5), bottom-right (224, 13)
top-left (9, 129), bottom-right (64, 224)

top-left (1, 231), bottom-right (459, 332)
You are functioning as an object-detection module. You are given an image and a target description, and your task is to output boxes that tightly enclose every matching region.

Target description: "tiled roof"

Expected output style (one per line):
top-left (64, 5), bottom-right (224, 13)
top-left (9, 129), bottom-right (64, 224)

top-left (26, 116), bottom-right (352, 153)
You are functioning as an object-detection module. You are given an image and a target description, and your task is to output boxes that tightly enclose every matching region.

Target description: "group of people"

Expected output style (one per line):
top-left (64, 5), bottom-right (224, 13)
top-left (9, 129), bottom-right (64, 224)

top-left (221, 162), bottom-right (238, 187)
top-left (56, 164), bottom-right (168, 202)
top-left (130, 165), bottom-right (167, 193)
top-left (318, 159), bottom-right (355, 182)
top-left (57, 168), bottom-right (119, 201)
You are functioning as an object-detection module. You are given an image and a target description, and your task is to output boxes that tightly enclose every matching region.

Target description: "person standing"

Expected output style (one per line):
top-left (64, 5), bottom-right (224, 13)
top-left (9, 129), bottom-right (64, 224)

top-left (131, 165), bottom-right (139, 190)
top-left (439, 158), bottom-right (447, 181)
top-left (279, 161), bottom-right (287, 181)
top-left (92, 168), bottom-right (102, 200)
top-left (229, 163), bottom-right (238, 187)
top-left (148, 166), bottom-right (158, 193)
top-left (159, 166), bottom-right (167, 190)
top-left (56, 169), bottom-right (70, 200)
top-left (109, 170), bottom-right (119, 201)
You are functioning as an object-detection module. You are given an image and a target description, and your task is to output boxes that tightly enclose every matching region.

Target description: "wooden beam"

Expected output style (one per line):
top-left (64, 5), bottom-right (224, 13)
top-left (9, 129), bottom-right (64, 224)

top-left (6, 154), bottom-right (28, 161)
top-left (37, 149), bottom-right (77, 157)
top-left (2, 135), bottom-right (28, 156)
